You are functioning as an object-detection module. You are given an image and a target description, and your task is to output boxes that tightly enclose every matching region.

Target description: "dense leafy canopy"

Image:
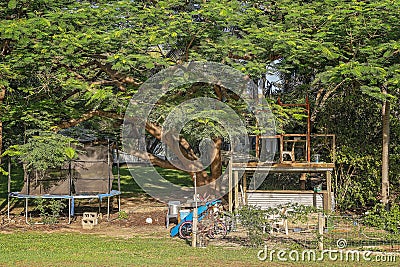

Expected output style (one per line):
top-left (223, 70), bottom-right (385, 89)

top-left (1, 0), bottom-right (399, 209)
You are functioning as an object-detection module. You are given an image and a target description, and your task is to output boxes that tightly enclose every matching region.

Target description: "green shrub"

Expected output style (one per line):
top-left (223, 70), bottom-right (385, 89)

top-left (362, 203), bottom-right (400, 234)
top-left (34, 198), bottom-right (66, 224)
top-left (117, 210), bottom-right (129, 220)
top-left (236, 205), bottom-right (269, 247)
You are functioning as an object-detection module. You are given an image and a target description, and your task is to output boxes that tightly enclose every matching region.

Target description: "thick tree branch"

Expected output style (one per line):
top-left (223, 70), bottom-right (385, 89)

top-left (55, 110), bottom-right (123, 131)
top-left (311, 80), bottom-right (345, 122)
top-left (93, 60), bottom-right (142, 90)
top-left (127, 148), bottom-right (180, 170)
top-left (144, 121), bottom-right (212, 185)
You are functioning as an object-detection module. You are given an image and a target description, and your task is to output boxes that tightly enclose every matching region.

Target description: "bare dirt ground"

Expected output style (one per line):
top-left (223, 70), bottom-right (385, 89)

top-left (1, 197), bottom-right (165, 235)
top-left (0, 196), bottom-right (258, 250)
top-left (2, 196), bottom-right (311, 251)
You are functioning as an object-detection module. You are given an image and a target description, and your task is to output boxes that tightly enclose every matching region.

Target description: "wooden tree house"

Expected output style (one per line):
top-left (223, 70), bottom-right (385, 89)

top-left (227, 97), bottom-right (335, 212)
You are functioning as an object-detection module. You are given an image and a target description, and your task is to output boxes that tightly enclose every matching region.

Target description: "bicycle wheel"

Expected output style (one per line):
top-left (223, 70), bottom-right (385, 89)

top-left (208, 222), bottom-right (227, 239)
top-left (178, 221), bottom-right (193, 239)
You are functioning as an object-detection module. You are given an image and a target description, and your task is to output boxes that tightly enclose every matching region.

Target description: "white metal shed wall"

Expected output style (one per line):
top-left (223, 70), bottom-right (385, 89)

top-left (246, 191), bottom-right (328, 210)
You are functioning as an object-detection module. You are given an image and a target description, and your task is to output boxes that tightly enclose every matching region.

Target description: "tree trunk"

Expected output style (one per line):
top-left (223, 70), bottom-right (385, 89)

top-left (210, 138), bottom-right (222, 183)
top-left (0, 120), bottom-right (2, 164)
top-left (381, 90), bottom-right (390, 206)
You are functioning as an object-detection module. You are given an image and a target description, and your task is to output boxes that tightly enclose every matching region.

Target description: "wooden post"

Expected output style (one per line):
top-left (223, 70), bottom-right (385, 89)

top-left (279, 135), bottom-right (284, 163)
top-left (192, 173), bottom-right (198, 247)
top-left (326, 171), bottom-right (332, 211)
top-left (306, 96), bottom-right (311, 162)
top-left (255, 135), bottom-right (260, 159)
top-left (228, 163), bottom-right (233, 212)
top-left (234, 170), bottom-right (239, 210)
top-left (323, 192), bottom-right (328, 211)
top-left (318, 213), bottom-right (324, 250)
top-left (300, 173), bottom-right (307, 190)
top-left (243, 172), bottom-right (247, 205)
top-left (313, 193), bottom-right (317, 208)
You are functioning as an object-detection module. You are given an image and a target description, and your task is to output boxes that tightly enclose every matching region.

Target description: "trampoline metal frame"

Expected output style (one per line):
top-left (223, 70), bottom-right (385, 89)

top-left (7, 141), bottom-right (122, 225)
top-left (8, 190), bottom-right (121, 224)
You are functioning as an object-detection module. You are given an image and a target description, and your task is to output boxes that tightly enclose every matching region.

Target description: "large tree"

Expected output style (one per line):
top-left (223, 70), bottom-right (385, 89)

top-left (0, 0), bottom-right (278, 185)
top-left (244, 0), bottom-right (400, 208)
top-left (1, 1), bottom-right (399, 205)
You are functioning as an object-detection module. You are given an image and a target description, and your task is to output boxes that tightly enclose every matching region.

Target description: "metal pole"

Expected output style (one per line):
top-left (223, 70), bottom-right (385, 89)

top-left (24, 164), bottom-right (29, 224)
top-left (117, 143), bottom-right (121, 211)
top-left (107, 197), bottom-right (110, 220)
top-left (25, 198), bottom-right (29, 224)
top-left (68, 198), bottom-right (71, 224)
top-left (107, 139), bottom-right (111, 194)
top-left (7, 157), bottom-right (11, 220)
top-left (192, 173), bottom-right (198, 248)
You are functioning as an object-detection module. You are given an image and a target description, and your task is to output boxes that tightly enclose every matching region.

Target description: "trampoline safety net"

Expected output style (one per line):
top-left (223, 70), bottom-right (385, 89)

top-left (20, 144), bottom-right (114, 196)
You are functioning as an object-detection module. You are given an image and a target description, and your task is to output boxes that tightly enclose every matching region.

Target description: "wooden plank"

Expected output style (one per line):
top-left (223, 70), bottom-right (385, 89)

top-left (228, 162), bottom-right (233, 212)
top-left (247, 189), bottom-right (324, 194)
top-left (243, 172), bottom-right (247, 205)
top-left (326, 171), bottom-right (332, 211)
top-left (234, 171), bottom-right (239, 210)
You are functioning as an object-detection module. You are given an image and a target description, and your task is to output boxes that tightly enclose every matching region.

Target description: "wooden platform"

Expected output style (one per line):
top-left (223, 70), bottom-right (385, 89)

top-left (232, 162), bottom-right (334, 173)
top-left (228, 161), bottom-right (334, 212)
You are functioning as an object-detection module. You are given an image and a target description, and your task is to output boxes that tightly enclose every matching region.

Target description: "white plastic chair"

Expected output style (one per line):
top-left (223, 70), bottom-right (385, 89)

top-left (264, 208), bottom-right (289, 235)
top-left (166, 201), bottom-right (180, 228)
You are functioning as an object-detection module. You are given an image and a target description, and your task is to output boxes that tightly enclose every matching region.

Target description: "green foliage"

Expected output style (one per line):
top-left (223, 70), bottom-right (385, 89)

top-left (117, 210), bottom-right (129, 220)
top-left (1, 0), bottom-right (400, 211)
top-left (362, 203), bottom-right (400, 234)
top-left (237, 203), bottom-right (321, 246)
top-left (33, 198), bottom-right (67, 224)
top-left (3, 131), bottom-right (77, 173)
top-left (0, 167), bottom-right (7, 176)
top-left (283, 203), bottom-right (321, 224)
top-left (236, 205), bottom-right (268, 247)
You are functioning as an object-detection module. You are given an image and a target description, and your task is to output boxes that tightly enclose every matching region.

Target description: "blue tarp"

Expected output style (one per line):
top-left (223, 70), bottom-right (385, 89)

top-left (170, 199), bottom-right (221, 237)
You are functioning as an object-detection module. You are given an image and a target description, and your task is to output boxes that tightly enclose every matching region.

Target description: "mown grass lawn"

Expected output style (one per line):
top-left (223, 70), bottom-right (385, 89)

top-left (0, 166), bottom-right (398, 266)
top-left (0, 232), bottom-right (397, 267)
top-left (0, 232), bottom-right (257, 267)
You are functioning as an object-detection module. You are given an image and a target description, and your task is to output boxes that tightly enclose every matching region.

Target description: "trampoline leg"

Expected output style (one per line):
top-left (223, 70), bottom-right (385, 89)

top-left (107, 197), bottom-right (110, 220)
top-left (68, 199), bottom-right (71, 224)
top-left (7, 195), bottom-right (10, 220)
top-left (71, 198), bottom-right (75, 217)
top-left (118, 195), bottom-right (121, 212)
top-left (25, 198), bottom-right (29, 225)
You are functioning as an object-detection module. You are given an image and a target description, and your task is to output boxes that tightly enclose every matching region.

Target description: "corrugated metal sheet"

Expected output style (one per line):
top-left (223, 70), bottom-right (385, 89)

top-left (246, 191), bottom-right (327, 209)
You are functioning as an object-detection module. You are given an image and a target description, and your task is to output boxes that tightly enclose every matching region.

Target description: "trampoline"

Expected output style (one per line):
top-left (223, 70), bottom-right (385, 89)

top-left (7, 142), bottom-right (122, 224)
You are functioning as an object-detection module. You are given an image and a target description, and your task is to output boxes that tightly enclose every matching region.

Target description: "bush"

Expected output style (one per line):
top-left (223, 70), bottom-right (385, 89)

top-left (237, 203), bottom-right (321, 247)
top-left (362, 203), bottom-right (400, 234)
top-left (236, 205), bottom-right (269, 247)
top-left (34, 198), bottom-right (66, 224)
top-left (117, 210), bottom-right (129, 220)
